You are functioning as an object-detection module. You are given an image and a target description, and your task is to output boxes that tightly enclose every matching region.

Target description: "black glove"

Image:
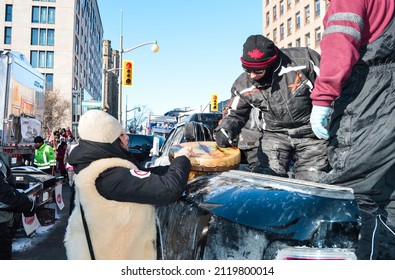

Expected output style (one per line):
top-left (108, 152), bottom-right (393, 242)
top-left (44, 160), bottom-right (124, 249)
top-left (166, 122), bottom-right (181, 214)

top-left (215, 128), bottom-right (232, 148)
top-left (23, 199), bottom-right (36, 217)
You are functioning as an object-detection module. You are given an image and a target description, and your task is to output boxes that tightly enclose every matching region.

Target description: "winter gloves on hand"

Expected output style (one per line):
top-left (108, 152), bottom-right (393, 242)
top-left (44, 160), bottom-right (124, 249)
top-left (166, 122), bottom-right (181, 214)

top-left (23, 198), bottom-right (36, 217)
top-left (215, 128), bottom-right (233, 148)
top-left (310, 105), bottom-right (331, 140)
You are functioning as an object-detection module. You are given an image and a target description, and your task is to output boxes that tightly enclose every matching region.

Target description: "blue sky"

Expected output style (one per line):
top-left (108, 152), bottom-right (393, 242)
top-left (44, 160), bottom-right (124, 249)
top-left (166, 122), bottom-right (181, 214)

top-left (97, 0), bottom-right (262, 115)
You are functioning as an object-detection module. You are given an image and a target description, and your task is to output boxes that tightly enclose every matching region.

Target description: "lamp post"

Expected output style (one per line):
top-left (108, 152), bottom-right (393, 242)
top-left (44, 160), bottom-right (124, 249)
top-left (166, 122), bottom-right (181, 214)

top-left (71, 88), bottom-right (83, 136)
top-left (102, 39), bottom-right (159, 122)
top-left (125, 94), bottom-right (141, 131)
top-left (118, 40), bottom-right (159, 124)
top-left (117, 10), bottom-right (159, 125)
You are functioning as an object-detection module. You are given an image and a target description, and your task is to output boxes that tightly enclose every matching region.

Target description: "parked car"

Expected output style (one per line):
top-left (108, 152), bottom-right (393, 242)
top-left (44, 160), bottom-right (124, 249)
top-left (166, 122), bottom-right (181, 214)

top-left (148, 112), bottom-right (361, 260)
top-left (127, 134), bottom-right (164, 164)
top-left (147, 112), bottom-right (222, 167)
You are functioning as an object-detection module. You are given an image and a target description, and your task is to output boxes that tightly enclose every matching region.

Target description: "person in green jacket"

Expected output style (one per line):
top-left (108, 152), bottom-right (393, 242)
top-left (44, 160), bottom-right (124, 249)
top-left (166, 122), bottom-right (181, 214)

top-left (33, 136), bottom-right (56, 175)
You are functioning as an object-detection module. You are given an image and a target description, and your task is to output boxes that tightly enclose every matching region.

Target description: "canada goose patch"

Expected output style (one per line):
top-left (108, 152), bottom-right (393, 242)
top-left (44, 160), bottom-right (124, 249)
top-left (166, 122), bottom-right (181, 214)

top-left (130, 169), bottom-right (151, 178)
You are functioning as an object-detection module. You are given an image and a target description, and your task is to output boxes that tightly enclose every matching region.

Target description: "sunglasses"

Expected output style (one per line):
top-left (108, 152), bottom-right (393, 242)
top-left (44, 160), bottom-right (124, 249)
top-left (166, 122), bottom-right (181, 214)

top-left (244, 69), bottom-right (266, 75)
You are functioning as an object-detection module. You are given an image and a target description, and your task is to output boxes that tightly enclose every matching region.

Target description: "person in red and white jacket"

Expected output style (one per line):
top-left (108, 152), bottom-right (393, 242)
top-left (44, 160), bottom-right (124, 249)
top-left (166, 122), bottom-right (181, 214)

top-left (310, 0), bottom-right (395, 260)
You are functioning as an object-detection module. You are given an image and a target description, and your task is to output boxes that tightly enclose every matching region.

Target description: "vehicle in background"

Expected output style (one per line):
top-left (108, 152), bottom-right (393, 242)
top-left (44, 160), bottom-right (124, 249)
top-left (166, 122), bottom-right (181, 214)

top-left (148, 112), bottom-right (361, 260)
top-left (0, 51), bottom-right (64, 236)
top-left (148, 115), bottom-right (177, 138)
top-left (146, 112), bottom-right (222, 168)
top-left (127, 134), bottom-right (164, 165)
top-left (0, 51), bottom-right (45, 167)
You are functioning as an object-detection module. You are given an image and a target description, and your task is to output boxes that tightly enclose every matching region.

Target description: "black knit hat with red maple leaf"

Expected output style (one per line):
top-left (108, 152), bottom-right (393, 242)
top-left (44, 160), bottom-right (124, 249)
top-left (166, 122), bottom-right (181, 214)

top-left (240, 35), bottom-right (278, 71)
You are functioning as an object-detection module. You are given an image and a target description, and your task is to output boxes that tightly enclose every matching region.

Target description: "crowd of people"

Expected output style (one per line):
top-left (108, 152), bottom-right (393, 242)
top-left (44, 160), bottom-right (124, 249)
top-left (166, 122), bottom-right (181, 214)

top-left (35, 127), bottom-right (77, 181)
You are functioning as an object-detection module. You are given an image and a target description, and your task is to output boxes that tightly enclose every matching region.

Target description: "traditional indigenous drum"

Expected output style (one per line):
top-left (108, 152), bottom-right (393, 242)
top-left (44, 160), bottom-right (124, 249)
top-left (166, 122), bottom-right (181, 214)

top-left (169, 141), bottom-right (241, 175)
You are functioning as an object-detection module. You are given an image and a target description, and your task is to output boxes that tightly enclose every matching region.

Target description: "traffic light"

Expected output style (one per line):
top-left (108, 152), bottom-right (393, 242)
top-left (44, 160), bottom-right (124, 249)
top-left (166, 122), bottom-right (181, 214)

top-left (210, 93), bottom-right (218, 112)
top-left (122, 60), bottom-right (134, 87)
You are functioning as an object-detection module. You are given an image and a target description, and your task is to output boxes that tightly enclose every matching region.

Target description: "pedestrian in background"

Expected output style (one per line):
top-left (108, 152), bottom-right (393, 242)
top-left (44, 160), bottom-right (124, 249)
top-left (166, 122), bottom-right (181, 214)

top-left (64, 136), bottom-right (78, 215)
top-left (309, 0), bottom-right (395, 259)
top-left (33, 136), bottom-right (56, 175)
top-left (64, 110), bottom-right (193, 260)
top-left (56, 138), bottom-right (67, 178)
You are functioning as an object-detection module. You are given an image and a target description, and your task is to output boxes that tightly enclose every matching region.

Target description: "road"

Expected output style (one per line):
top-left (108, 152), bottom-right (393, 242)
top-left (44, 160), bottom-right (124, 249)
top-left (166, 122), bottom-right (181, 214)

top-left (12, 183), bottom-right (71, 260)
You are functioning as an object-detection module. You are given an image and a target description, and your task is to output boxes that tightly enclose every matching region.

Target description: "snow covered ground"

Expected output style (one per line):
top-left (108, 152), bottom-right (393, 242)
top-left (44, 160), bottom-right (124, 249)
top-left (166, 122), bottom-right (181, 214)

top-left (12, 224), bottom-right (56, 253)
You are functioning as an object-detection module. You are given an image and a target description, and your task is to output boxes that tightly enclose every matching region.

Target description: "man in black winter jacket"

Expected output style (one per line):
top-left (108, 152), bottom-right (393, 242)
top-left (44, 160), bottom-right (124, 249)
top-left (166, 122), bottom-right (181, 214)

top-left (0, 155), bottom-right (36, 259)
top-left (215, 35), bottom-right (329, 182)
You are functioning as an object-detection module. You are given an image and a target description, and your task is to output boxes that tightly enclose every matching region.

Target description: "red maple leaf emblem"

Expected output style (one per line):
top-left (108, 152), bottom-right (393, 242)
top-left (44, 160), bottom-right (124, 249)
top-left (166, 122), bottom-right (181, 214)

top-left (248, 48), bottom-right (265, 60)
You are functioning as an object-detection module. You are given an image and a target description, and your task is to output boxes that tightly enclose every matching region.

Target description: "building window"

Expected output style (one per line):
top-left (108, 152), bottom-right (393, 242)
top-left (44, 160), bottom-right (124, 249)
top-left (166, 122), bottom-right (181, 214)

top-left (280, 23), bottom-right (285, 40)
top-left (31, 50), bottom-right (54, 68)
top-left (296, 12), bottom-right (301, 29)
top-left (273, 6), bottom-right (277, 21)
top-left (288, 43), bottom-right (292, 48)
top-left (75, 36), bottom-right (79, 55)
top-left (315, 27), bottom-right (322, 46)
top-left (31, 29), bottom-right (38, 45)
top-left (266, 12), bottom-right (270, 27)
top-left (45, 74), bottom-right (53, 91)
top-left (31, 51), bottom-right (38, 67)
top-left (287, 0), bottom-right (292, 10)
top-left (40, 29), bottom-right (47, 45)
top-left (32, 6), bottom-right (55, 24)
top-left (31, 28), bottom-right (55, 46)
top-left (32, 7), bottom-right (39, 23)
top-left (5, 4), bottom-right (12, 21)
top-left (4, 27), bottom-right (12, 44)
top-left (304, 5), bottom-right (310, 24)
top-left (48, 29), bottom-right (55, 45)
top-left (40, 7), bottom-right (47, 23)
top-left (266, 0), bottom-right (270, 6)
top-left (46, 51), bottom-right (54, 68)
top-left (76, 0), bottom-right (80, 14)
top-left (48, 7), bottom-right (55, 23)
top-left (280, 1), bottom-right (284, 15)
top-left (305, 33), bottom-right (311, 47)
top-left (287, 17), bottom-right (292, 35)
top-left (315, 0), bottom-right (321, 17)
top-left (75, 15), bottom-right (80, 34)
top-left (273, 28), bottom-right (278, 44)
top-left (296, 38), bottom-right (301, 47)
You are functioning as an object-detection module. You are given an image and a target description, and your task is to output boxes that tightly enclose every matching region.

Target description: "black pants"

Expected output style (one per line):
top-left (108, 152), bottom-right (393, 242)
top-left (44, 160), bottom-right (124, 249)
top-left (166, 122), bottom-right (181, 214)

top-left (69, 183), bottom-right (76, 216)
top-left (260, 131), bottom-right (329, 182)
top-left (356, 210), bottom-right (395, 260)
top-left (0, 222), bottom-right (12, 260)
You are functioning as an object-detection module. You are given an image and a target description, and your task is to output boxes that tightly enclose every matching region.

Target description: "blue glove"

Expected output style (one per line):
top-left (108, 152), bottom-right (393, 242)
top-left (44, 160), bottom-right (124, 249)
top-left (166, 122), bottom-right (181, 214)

top-left (310, 105), bottom-right (331, 140)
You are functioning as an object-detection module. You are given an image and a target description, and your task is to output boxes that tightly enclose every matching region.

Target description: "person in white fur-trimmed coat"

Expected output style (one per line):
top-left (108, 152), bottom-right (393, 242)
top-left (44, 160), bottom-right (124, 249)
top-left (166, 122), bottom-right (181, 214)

top-left (64, 110), bottom-right (193, 260)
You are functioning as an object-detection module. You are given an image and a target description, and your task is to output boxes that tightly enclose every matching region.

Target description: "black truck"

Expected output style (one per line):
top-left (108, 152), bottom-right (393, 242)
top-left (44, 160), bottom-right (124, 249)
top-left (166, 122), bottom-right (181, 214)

top-left (148, 112), bottom-right (361, 260)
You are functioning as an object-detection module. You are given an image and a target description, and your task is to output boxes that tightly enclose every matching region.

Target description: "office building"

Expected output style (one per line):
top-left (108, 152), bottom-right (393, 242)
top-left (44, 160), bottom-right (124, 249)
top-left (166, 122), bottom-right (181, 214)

top-left (263, 0), bottom-right (329, 53)
top-left (0, 0), bottom-right (103, 134)
top-left (102, 39), bottom-right (119, 120)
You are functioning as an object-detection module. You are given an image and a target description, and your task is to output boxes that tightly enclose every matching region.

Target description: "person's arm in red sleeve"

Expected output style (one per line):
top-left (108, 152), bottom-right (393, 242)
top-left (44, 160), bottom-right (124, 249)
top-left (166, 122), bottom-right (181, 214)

top-left (311, 0), bottom-right (366, 106)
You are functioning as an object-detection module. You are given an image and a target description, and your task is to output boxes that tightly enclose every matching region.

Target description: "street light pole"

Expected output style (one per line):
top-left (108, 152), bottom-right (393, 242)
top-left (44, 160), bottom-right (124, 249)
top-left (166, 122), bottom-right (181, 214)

top-left (117, 39), bottom-right (159, 125)
top-left (116, 10), bottom-right (160, 126)
top-left (118, 9), bottom-right (124, 123)
top-left (125, 95), bottom-right (141, 132)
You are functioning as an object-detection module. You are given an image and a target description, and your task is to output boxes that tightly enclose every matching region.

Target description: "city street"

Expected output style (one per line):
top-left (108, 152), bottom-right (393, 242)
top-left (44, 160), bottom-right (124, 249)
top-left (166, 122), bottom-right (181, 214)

top-left (12, 184), bottom-right (71, 260)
